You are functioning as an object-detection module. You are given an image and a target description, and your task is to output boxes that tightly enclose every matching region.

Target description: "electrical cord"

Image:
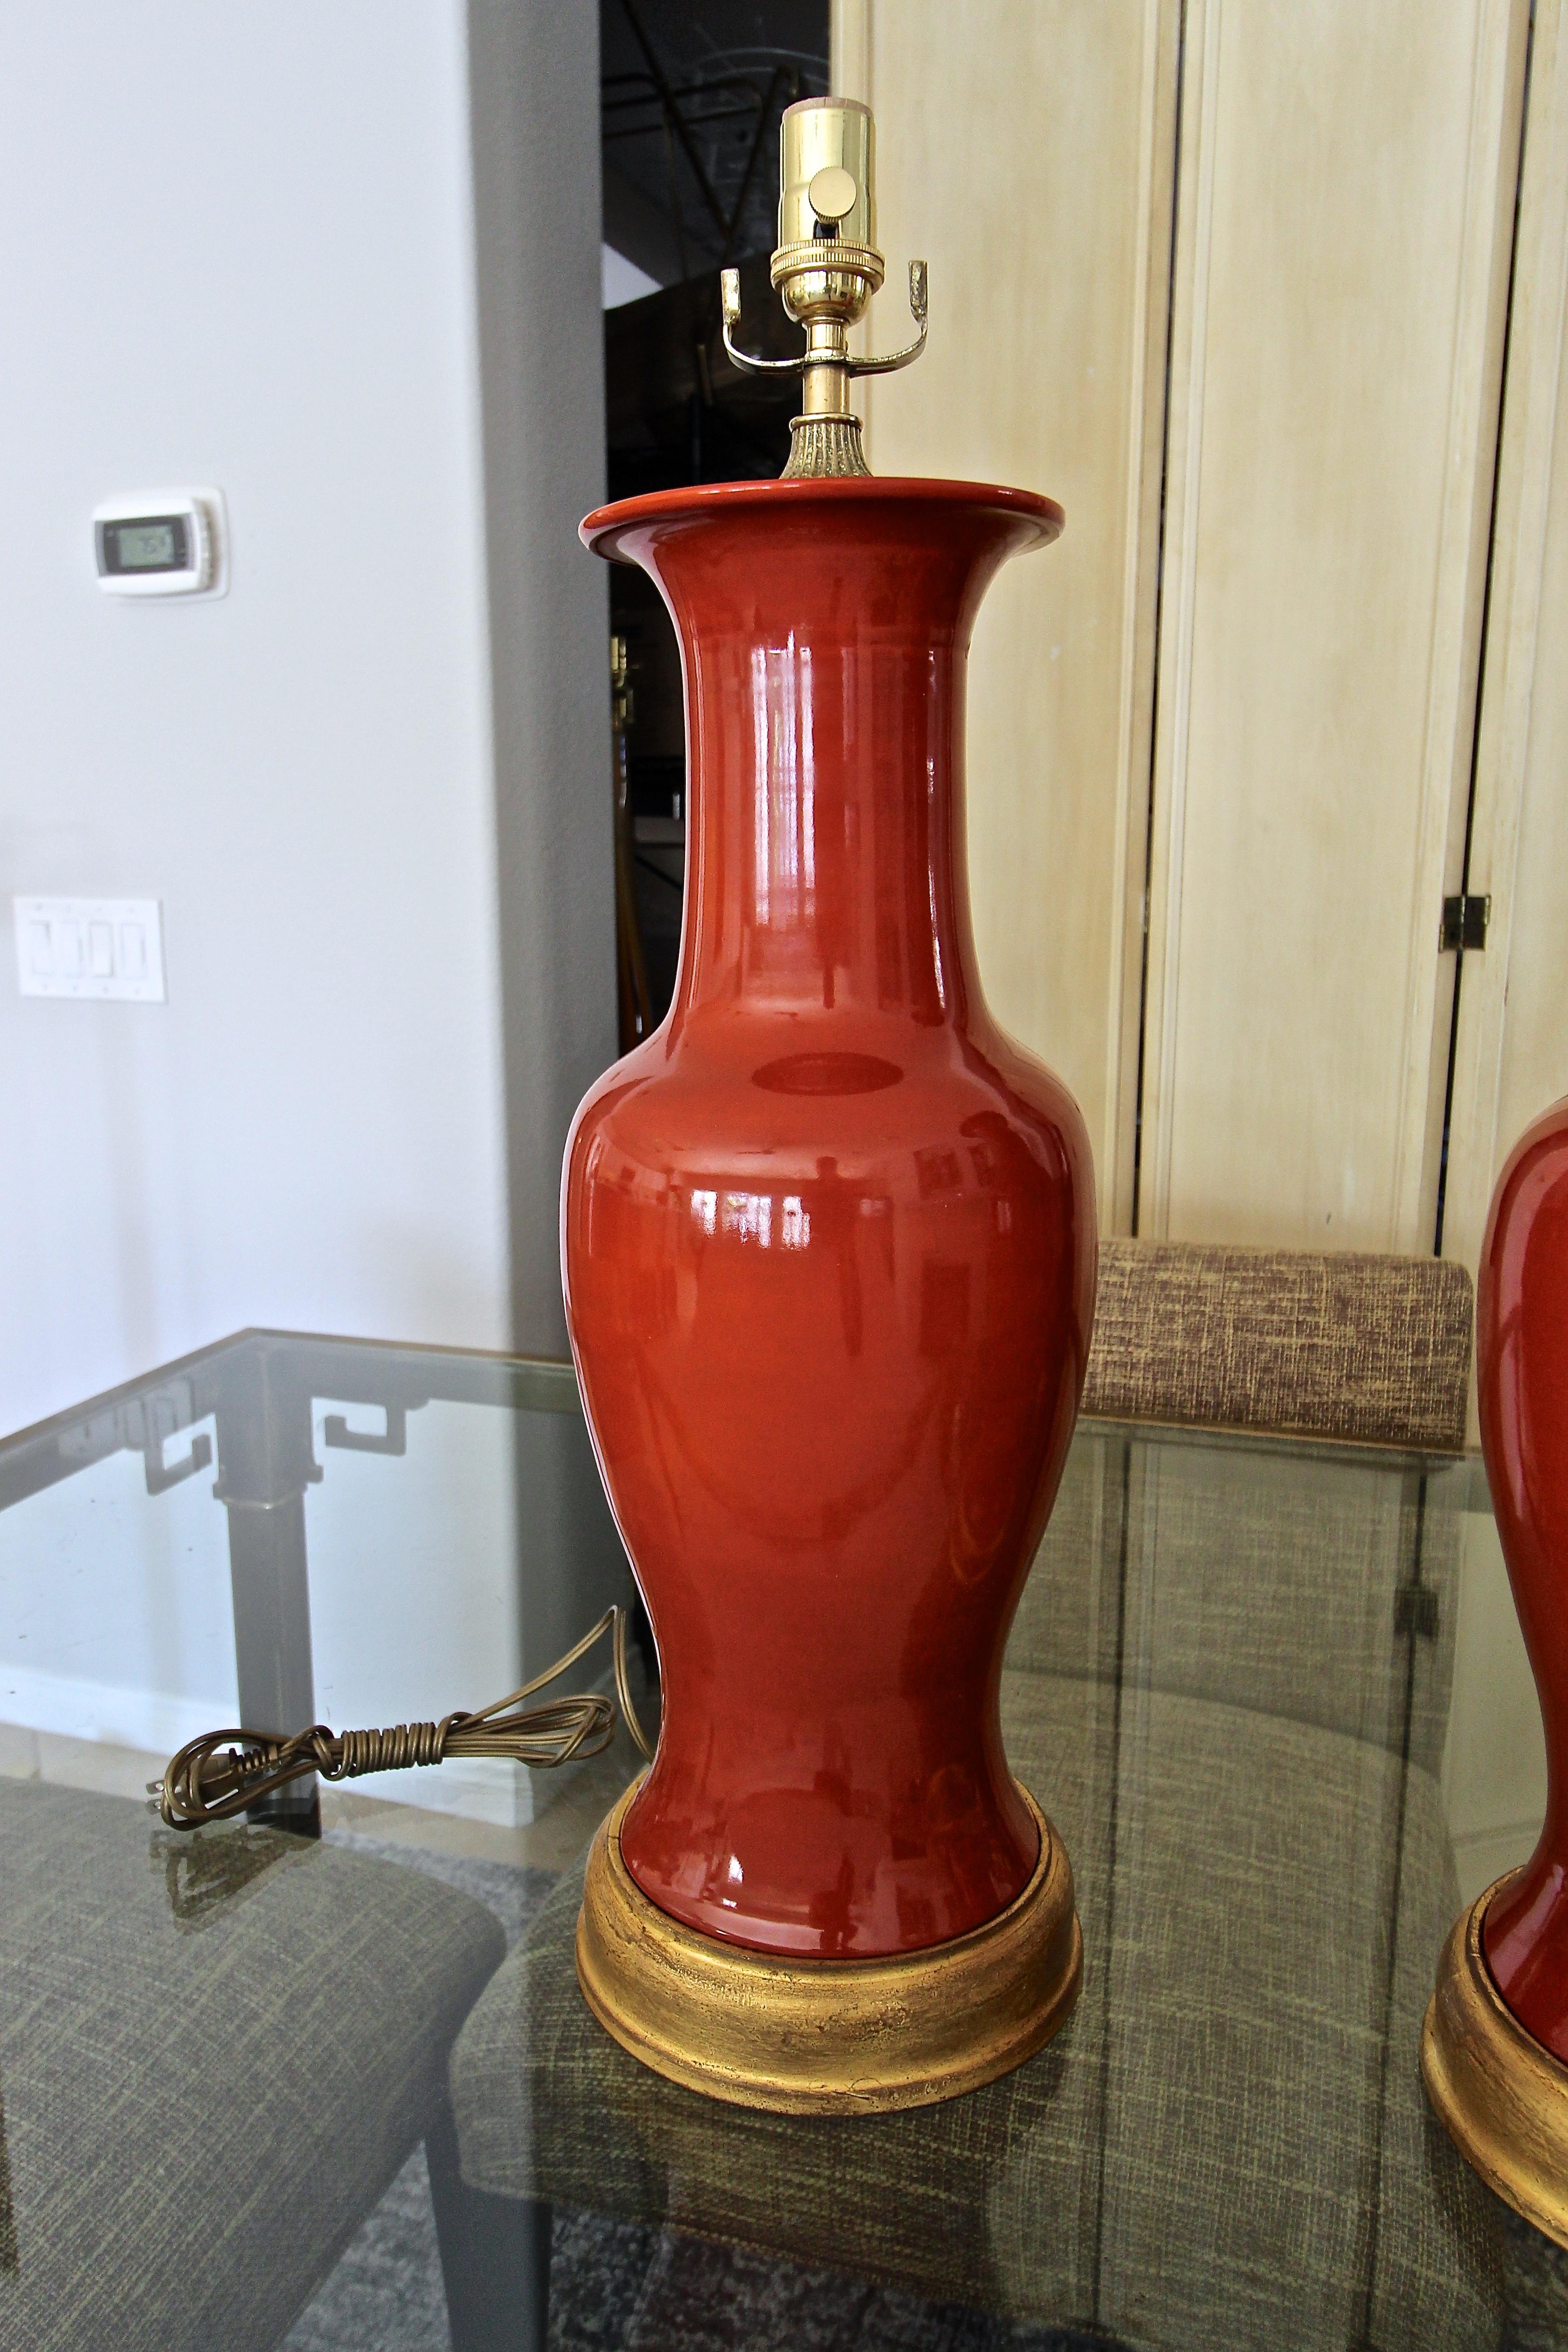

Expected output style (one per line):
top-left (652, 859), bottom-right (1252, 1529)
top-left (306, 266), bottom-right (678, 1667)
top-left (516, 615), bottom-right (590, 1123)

top-left (152, 1604), bottom-right (654, 1831)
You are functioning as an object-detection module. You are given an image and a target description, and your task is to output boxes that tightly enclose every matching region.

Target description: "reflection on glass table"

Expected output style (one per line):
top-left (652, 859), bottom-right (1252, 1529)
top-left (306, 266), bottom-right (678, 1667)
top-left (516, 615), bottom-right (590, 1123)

top-left (0, 1329), bottom-right (1560, 2352)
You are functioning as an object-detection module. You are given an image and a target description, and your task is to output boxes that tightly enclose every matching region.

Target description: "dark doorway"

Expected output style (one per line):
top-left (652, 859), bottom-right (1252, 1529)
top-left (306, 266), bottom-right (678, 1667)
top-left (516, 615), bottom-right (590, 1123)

top-left (600, 1), bottom-right (830, 1045)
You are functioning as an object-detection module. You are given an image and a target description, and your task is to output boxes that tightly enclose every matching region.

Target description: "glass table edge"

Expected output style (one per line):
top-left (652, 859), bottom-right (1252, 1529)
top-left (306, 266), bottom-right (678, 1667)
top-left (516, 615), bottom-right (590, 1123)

top-left (0, 1329), bottom-right (1491, 1514)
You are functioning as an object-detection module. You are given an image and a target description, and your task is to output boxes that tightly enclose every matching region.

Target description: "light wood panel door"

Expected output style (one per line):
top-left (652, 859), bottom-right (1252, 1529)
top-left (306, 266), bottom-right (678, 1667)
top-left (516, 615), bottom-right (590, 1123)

top-left (1140, 0), bottom-right (1527, 1252)
top-left (832, 0), bottom-right (1179, 1231)
top-left (835, 0), bottom-right (1531, 1259)
top-left (1443, 0), bottom-right (1568, 1288)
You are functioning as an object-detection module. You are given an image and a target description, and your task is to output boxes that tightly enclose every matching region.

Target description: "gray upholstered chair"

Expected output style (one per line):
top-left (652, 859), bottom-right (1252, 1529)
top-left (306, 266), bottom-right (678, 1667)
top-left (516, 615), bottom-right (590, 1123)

top-left (0, 1777), bottom-right (506, 2352)
top-left (1016, 1245), bottom-right (1474, 1781)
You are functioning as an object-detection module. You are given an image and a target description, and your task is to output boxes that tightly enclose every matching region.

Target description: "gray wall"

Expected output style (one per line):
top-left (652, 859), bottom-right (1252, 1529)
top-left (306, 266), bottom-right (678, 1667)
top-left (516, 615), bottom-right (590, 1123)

top-left (470, 0), bottom-right (614, 1355)
top-left (0, 1), bottom-right (613, 1432)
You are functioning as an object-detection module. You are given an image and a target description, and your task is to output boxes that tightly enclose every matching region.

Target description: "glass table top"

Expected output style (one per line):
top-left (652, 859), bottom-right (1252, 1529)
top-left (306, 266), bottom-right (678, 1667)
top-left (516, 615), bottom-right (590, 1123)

top-left (0, 1327), bottom-right (1560, 2352)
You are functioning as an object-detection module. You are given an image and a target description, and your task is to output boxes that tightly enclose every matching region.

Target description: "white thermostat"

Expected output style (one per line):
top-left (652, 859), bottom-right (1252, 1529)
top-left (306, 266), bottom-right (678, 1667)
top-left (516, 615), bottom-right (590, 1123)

top-left (93, 487), bottom-right (227, 598)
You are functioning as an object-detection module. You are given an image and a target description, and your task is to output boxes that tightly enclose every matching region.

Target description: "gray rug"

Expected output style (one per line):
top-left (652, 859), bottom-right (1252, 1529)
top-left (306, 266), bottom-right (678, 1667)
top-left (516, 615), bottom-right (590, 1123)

top-left (286, 2167), bottom-right (1112, 2352)
top-left (282, 2144), bottom-right (452, 2352)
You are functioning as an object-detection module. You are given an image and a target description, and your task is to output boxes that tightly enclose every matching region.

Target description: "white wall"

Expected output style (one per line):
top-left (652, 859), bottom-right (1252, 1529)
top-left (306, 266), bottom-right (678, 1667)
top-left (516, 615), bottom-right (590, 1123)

top-left (0, 1), bottom-right (613, 1436)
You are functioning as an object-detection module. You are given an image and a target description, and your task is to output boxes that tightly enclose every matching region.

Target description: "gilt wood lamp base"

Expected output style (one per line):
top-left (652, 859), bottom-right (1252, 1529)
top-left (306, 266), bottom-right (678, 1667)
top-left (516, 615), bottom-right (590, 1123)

top-left (1422, 1877), bottom-right (1568, 2248)
top-left (575, 1780), bottom-right (1081, 2115)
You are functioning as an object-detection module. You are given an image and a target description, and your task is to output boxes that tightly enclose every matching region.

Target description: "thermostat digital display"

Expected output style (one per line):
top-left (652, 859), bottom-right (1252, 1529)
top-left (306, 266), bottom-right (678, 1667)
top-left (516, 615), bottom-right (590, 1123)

top-left (99, 516), bottom-right (189, 575)
top-left (92, 489), bottom-right (227, 598)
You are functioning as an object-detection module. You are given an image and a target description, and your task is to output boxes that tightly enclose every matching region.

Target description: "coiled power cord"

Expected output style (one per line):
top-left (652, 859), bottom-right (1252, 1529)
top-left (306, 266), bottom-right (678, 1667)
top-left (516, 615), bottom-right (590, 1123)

top-left (154, 1604), bottom-right (653, 1830)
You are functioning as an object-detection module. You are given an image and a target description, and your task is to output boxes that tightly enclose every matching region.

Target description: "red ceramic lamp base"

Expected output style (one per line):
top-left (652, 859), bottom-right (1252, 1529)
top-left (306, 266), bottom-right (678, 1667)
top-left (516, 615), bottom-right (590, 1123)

top-left (1422, 1875), bottom-right (1568, 2248)
top-left (576, 1779), bottom-right (1081, 2113)
top-left (564, 479), bottom-right (1093, 1976)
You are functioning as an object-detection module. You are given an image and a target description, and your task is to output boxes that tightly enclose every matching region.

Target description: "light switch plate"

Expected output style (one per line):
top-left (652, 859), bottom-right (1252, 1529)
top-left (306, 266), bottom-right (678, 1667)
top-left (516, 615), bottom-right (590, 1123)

top-left (14, 897), bottom-right (166, 1002)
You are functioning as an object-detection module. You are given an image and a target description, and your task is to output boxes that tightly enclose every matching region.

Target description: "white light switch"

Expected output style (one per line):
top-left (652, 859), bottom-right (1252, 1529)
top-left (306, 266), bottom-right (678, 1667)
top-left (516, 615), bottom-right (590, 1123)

top-left (13, 898), bottom-right (166, 1002)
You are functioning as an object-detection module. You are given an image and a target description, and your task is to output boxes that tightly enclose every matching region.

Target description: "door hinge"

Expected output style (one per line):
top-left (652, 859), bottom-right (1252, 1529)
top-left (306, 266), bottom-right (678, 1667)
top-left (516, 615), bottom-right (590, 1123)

top-left (1440, 892), bottom-right (1491, 952)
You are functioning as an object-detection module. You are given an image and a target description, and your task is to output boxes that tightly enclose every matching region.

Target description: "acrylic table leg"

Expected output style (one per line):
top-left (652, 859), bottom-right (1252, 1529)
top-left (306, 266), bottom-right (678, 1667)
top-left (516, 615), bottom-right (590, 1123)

top-left (222, 1490), bottom-right (321, 1835)
top-left (212, 1349), bottom-right (323, 1837)
top-left (426, 2096), bottom-right (551, 2352)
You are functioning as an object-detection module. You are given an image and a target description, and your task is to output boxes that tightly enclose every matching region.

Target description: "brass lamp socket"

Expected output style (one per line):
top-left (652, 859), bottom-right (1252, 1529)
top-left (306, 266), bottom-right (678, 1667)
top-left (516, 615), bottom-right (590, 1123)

top-left (771, 96), bottom-right (885, 335)
top-left (720, 94), bottom-right (927, 480)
